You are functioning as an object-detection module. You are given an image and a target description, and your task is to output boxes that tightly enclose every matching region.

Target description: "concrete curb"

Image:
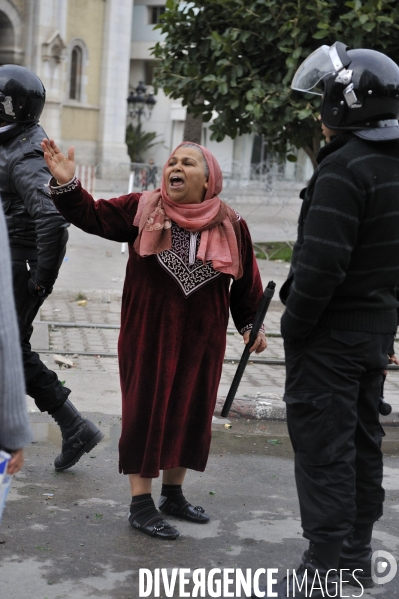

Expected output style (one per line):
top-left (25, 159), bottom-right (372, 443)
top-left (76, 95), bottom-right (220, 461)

top-left (215, 393), bottom-right (287, 421)
top-left (215, 393), bottom-right (399, 425)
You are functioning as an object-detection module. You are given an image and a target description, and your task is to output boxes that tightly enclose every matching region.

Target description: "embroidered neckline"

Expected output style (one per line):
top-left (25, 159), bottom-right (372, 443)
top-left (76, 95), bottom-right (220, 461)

top-left (156, 222), bottom-right (221, 297)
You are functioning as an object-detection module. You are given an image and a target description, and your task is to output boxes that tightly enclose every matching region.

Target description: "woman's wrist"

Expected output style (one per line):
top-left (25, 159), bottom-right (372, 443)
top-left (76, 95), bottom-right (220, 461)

top-left (53, 175), bottom-right (76, 187)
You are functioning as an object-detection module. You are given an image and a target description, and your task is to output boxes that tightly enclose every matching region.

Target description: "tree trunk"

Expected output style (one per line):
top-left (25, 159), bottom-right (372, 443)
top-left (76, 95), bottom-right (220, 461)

top-left (183, 109), bottom-right (203, 144)
top-left (304, 129), bottom-right (322, 170)
top-left (303, 145), bottom-right (317, 170)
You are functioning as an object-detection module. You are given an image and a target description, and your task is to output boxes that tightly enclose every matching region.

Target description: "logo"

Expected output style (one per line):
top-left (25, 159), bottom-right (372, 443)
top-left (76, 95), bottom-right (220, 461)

top-left (371, 550), bottom-right (397, 585)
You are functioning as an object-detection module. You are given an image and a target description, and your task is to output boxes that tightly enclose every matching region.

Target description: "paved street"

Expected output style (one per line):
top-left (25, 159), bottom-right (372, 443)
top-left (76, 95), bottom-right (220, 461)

top-left (1, 415), bottom-right (398, 599)
top-left (1, 217), bottom-right (398, 599)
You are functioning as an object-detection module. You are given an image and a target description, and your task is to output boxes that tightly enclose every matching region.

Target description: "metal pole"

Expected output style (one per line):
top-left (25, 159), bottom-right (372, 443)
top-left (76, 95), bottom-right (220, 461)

top-left (136, 109), bottom-right (141, 163)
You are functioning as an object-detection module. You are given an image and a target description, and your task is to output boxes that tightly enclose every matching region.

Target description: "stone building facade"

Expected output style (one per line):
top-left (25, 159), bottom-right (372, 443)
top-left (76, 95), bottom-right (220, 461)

top-left (0, 0), bottom-right (132, 177)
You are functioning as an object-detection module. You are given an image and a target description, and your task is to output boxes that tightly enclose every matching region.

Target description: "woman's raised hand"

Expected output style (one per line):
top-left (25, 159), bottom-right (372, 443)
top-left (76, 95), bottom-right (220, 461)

top-left (41, 139), bottom-right (76, 185)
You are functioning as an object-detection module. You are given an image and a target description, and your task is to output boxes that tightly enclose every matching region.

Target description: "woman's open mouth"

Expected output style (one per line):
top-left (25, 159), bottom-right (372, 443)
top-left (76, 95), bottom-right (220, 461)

top-left (169, 175), bottom-right (185, 189)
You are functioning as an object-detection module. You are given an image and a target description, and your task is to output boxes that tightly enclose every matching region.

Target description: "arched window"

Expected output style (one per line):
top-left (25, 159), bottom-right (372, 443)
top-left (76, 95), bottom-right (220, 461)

top-left (69, 45), bottom-right (83, 100)
top-left (0, 10), bottom-right (15, 64)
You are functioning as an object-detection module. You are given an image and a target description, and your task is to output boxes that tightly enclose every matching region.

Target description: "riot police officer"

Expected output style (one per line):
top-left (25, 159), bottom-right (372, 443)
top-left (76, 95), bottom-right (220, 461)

top-left (0, 65), bottom-right (103, 471)
top-left (257, 43), bottom-right (399, 598)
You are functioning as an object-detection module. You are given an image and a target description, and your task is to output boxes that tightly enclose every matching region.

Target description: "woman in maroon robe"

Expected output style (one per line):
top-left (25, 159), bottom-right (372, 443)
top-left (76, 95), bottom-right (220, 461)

top-left (41, 139), bottom-right (267, 540)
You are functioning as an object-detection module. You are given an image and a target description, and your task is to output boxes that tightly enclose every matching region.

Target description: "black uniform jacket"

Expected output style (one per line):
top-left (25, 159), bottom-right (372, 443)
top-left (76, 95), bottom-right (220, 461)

top-left (0, 122), bottom-right (69, 287)
top-left (280, 133), bottom-right (399, 344)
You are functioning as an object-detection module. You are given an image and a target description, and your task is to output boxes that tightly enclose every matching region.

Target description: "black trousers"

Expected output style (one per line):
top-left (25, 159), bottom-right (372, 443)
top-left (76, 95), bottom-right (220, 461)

top-left (12, 259), bottom-right (70, 413)
top-left (284, 326), bottom-right (393, 544)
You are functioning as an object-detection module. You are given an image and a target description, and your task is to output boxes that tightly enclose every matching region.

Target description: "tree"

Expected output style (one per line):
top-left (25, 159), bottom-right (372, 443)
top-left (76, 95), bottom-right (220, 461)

top-left (152, 0), bottom-right (399, 166)
top-left (183, 111), bottom-right (203, 144)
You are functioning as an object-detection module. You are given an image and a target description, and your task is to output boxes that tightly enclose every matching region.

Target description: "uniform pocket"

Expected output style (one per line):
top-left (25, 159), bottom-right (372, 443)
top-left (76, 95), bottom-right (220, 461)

top-left (38, 187), bottom-right (59, 213)
top-left (284, 391), bottom-right (336, 465)
top-left (330, 330), bottom-right (371, 346)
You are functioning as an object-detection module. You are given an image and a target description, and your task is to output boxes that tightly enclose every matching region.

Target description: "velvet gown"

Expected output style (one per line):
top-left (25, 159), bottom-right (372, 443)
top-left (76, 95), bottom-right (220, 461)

top-left (52, 182), bottom-right (264, 477)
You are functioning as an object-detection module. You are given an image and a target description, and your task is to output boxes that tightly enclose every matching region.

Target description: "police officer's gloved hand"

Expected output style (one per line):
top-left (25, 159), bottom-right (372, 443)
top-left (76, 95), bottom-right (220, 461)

top-left (28, 278), bottom-right (53, 299)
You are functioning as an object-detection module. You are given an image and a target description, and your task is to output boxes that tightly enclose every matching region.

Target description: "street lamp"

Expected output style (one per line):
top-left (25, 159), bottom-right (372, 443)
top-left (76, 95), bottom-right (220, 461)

top-left (127, 81), bottom-right (156, 163)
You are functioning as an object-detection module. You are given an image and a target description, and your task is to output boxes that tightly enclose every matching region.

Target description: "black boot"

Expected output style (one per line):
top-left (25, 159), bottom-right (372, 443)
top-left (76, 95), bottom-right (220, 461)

top-left (253, 540), bottom-right (343, 598)
top-left (338, 525), bottom-right (374, 588)
top-left (51, 399), bottom-right (104, 471)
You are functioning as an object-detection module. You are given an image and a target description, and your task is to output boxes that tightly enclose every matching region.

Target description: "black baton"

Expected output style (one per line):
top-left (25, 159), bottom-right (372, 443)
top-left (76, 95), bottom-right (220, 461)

top-left (221, 280), bottom-right (276, 418)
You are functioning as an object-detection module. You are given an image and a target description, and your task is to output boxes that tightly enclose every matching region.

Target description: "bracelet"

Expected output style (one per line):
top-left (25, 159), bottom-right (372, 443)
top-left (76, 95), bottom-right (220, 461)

top-left (56, 177), bottom-right (75, 186)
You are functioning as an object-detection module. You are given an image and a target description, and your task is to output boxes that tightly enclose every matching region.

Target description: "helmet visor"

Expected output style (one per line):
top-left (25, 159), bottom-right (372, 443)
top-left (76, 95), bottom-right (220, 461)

top-left (291, 46), bottom-right (336, 95)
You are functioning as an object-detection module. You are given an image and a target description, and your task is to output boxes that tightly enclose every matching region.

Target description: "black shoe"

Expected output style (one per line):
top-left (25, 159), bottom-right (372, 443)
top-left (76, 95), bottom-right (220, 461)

top-left (51, 399), bottom-right (104, 471)
top-left (252, 569), bottom-right (342, 599)
top-left (252, 566), bottom-right (339, 599)
top-left (159, 498), bottom-right (210, 523)
top-left (338, 525), bottom-right (374, 588)
top-left (128, 512), bottom-right (179, 540)
top-left (253, 541), bottom-right (343, 599)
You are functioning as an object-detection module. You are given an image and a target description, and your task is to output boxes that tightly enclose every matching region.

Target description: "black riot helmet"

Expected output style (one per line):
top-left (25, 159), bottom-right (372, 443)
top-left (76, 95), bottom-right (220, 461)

top-left (0, 64), bottom-right (46, 124)
top-left (291, 42), bottom-right (399, 140)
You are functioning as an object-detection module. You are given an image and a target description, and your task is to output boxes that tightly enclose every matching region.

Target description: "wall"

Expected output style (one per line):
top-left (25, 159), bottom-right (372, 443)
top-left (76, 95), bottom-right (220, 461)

top-left (61, 0), bottom-right (105, 161)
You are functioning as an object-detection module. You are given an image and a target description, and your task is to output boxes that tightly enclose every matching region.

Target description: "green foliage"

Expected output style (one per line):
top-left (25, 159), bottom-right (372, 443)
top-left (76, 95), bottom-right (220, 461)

top-left (151, 0), bottom-right (399, 164)
top-left (125, 123), bottom-right (161, 163)
top-left (254, 242), bottom-right (293, 262)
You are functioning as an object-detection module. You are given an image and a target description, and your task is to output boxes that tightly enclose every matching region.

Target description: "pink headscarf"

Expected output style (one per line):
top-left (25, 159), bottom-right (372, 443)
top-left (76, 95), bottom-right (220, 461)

top-left (133, 143), bottom-right (242, 279)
